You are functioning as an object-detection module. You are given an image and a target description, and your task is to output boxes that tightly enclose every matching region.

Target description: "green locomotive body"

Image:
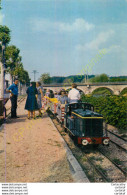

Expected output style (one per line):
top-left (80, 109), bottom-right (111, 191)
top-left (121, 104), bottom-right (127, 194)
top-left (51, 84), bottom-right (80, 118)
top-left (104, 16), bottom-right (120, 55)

top-left (64, 102), bottom-right (109, 146)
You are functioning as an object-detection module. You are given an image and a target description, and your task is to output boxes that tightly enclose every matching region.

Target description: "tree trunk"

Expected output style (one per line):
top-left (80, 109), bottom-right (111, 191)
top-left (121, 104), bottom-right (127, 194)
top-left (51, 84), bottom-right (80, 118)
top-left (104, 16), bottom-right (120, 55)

top-left (0, 61), bottom-right (4, 99)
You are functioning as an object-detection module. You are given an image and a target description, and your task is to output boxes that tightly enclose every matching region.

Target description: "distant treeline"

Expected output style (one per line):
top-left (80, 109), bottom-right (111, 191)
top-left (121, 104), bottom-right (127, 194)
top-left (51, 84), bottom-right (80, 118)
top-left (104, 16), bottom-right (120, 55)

top-left (50, 75), bottom-right (127, 84)
top-left (50, 75), bottom-right (95, 84)
top-left (40, 73), bottom-right (127, 84)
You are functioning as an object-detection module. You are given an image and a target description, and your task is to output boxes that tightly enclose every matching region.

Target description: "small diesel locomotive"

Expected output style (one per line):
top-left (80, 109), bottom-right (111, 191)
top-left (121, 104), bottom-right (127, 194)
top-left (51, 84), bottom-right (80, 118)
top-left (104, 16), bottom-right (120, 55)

top-left (63, 102), bottom-right (109, 146)
top-left (43, 97), bottom-right (109, 146)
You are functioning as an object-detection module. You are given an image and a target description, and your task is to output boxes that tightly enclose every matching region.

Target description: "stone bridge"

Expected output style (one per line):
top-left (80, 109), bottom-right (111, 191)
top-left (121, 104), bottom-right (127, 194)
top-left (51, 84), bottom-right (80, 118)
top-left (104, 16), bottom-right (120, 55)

top-left (43, 82), bottom-right (127, 95)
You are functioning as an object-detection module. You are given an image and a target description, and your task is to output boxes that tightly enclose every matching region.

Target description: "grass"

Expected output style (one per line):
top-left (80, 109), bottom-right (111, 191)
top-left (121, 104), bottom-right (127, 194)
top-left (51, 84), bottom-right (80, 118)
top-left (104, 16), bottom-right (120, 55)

top-left (113, 158), bottom-right (123, 165)
top-left (123, 167), bottom-right (127, 172)
top-left (82, 165), bottom-right (96, 182)
top-left (76, 155), bottom-right (83, 161)
top-left (96, 165), bottom-right (108, 177)
top-left (89, 156), bottom-right (103, 162)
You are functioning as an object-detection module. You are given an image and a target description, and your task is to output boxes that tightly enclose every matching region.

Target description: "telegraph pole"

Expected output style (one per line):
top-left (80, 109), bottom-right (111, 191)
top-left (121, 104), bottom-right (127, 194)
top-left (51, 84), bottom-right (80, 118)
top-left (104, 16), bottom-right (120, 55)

top-left (32, 70), bottom-right (39, 82)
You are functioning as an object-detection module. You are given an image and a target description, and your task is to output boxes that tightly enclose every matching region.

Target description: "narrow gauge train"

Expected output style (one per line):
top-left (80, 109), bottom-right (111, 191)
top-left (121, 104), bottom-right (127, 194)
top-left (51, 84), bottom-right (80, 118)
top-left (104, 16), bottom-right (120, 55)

top-left (43, 96), bottom-right (109, 146)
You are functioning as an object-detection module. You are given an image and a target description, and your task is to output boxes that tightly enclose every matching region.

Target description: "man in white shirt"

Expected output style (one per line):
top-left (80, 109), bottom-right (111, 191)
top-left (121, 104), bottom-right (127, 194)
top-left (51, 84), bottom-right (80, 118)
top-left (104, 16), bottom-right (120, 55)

top-left (68, 83), bottom-right (81, 104)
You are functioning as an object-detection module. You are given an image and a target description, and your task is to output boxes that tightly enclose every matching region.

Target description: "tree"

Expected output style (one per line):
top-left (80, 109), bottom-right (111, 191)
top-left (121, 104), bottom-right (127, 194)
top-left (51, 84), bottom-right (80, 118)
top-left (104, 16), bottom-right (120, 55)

top-left (89, 74), bottom-right (109, 83)
top-left (40, 73), bottom-right (51, 84)
top-left (0, 25), bottom-right (11, 98)
top-left (5, 45), bottom-right (22, 83)
top-left (18, 69), bottom-right (30, 84)
top-left (0, 25), bottom-right (11, 45)
top-left (63, 77), bottom-right (74, 85)
top-left (109, 77), bottom-right (127, 82)
top-left (5, 45), bottom-right (30, 85)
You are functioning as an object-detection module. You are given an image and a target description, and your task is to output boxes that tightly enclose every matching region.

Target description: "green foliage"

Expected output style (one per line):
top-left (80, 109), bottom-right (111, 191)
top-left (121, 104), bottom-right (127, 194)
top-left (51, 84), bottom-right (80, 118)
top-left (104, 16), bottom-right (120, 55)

top-left (110, 77), bottom-right (127, 82)
top-left (92, 88), bottom-right (112, 95)
top-left (50, 76), bottom-right (65, 83)
top-left (5, 45), bottom-right (21, 72)
top-left (0, 25), bottom-right (11, 45)
top-left (81, 95), bottom-right (127, 131)
top-left (50, 75), bottom-right (95, 84)
top-left (63, 77), bottom-right (74, 86)
top-left (18, 69), bottom-right (30, 84)
top-left (48, 74), bottom-right (127, 84)
top-left (113, 158), bottom-right (123, 165)
top-left (40, 73), bottom-right (51, 84)
top-left (0, 24), bottom-right (30, 84)
top-left (120, 88), bottom-right (127, 95)
top-left (5, 45), bottom-right (30, 84)
top-left (89, 74), bottom-right (109, 83)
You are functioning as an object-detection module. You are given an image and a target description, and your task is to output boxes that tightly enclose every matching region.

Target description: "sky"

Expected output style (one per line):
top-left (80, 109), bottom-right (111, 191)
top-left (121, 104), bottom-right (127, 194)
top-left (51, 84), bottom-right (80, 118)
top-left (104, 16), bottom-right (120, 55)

top-left (0, 0), bottom-right (127, 80)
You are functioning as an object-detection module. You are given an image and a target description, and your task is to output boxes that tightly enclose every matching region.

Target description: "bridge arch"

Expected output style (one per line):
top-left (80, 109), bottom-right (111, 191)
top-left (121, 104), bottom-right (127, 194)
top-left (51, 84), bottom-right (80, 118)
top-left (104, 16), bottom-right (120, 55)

top-left (91, 87), bottom-right (114, 95)
top-left (120, 87), bottom-right (127, 95)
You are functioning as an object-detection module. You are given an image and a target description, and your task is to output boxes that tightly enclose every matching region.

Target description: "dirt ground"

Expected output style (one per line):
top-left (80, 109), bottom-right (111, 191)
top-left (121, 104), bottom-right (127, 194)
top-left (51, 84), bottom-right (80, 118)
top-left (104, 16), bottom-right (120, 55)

top-left (0, 99), bottom-right (73, 182)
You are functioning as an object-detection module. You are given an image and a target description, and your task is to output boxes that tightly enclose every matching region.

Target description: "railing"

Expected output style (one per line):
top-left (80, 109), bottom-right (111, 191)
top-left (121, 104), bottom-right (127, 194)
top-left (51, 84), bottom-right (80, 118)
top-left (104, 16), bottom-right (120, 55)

top-left (43, 82), bottom-right (127, 87)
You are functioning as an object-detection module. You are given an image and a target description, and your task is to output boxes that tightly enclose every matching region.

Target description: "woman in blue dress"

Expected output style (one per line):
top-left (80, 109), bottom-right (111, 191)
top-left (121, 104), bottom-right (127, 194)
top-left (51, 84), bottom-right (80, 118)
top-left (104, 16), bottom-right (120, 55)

top-left (25, 82), bottom-right (38, 119)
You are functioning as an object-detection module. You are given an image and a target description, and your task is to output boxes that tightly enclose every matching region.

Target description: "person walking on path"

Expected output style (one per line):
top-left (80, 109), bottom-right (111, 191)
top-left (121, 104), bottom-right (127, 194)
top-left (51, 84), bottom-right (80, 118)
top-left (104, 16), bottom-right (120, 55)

top-left (25, 82), bottom-right (38, 119)
top-left (68, 83), bottom-right (81, 104)
top-left (6, 78), bottom-right (19, 118)
top-left (36, 82), bottom-right (43, 117)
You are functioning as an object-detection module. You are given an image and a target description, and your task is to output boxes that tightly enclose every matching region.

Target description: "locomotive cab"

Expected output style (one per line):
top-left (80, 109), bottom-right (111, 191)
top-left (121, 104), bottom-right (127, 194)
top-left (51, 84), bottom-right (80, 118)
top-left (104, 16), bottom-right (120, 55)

top-left (64, 102), bottom-right (109, 146)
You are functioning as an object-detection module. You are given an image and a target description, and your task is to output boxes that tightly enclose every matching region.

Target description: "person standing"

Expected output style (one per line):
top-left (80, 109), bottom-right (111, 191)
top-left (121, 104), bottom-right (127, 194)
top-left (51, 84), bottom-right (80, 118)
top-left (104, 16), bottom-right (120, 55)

top-left (68, 83), bottom-right (81, 104)
top-left (6, 78), bottom-right (19, 118)
top-left (58, 90), bottom-right (69, 104)
top-left (45, 89), bottom-right (50, 97)
top-left (36, 82), bottom-right (43, 117)
top-left (25, 82), bottom-right (38, 119)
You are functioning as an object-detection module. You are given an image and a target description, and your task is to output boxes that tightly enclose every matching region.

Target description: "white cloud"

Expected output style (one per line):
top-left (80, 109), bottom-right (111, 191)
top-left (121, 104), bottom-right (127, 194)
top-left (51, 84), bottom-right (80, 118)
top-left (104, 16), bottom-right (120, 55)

top-left (76, 30), bottom-right (115, 51)
top-left (106, 44), bottom-right (126, 54)
top-left (29, 18), bottom-right (94, 33)
top-left (0, 13), bottom-right (4, 25)
top-left (59, 18), bottom-right (94, 32)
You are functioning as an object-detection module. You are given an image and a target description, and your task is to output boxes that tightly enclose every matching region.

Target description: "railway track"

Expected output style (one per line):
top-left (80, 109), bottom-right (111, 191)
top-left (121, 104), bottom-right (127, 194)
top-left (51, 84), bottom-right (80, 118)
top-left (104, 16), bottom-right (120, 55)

top-left (107, 130), bottom-right (127, 153)
top-left (81, 150), bottom-right (111, 182)
top-left (98, 148), bottom-right (127, 177)
top-left (107, 129), bottom-right (127, 142)
top-left (48, 111), bottom-right (126, 182)
top-left (52, 116), bottom-right (110, 182)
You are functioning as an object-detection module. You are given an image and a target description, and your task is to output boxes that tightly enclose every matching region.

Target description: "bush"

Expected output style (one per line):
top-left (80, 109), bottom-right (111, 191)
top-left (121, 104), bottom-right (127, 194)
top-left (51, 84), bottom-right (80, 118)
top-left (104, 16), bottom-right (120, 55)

top-left (81, 95), bottom-right (127, 131)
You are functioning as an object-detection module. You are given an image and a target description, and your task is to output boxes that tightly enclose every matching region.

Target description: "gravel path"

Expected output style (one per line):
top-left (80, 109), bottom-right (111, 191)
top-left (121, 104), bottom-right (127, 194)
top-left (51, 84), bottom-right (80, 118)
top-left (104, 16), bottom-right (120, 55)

top-left (0, 99), bottom-right (73, 182)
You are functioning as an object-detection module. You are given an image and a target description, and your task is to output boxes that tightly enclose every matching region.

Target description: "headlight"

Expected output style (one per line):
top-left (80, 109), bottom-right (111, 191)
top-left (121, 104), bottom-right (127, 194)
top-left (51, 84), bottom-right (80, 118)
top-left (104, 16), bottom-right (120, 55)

top-left (103, 139), bottom-right (109, 145)
top-left (82, 139), bottom-right (88, 146)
